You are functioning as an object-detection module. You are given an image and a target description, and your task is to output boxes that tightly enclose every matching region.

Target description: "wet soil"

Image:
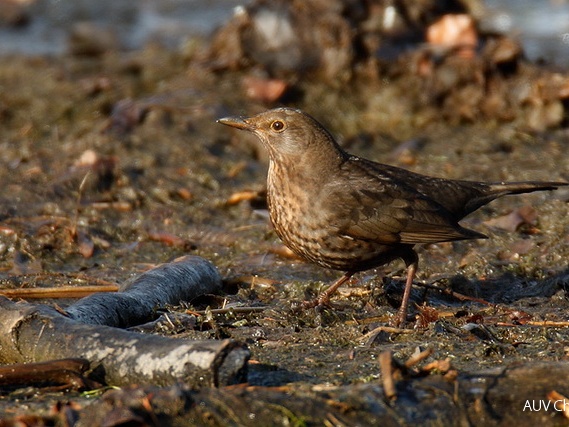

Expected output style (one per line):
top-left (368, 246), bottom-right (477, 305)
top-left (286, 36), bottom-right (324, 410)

top-left (0, 37), bottom-right (569, 421)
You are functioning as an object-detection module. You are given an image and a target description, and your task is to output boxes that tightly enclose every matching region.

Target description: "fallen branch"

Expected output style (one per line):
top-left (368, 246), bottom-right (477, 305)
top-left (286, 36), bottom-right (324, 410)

top-left (0, 256), bottom-right (250, 387)
top-left (65, 255), bottom-right (223, 327)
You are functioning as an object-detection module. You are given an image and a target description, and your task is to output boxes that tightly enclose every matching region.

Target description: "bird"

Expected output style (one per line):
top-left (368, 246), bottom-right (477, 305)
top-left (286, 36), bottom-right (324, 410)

top-left (218, 107), bottom-right (568, 327)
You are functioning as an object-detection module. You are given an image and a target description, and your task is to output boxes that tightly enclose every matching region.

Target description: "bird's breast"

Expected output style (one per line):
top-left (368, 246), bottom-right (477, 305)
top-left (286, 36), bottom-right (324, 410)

top-left (266, 162), bottom-right (399, 271)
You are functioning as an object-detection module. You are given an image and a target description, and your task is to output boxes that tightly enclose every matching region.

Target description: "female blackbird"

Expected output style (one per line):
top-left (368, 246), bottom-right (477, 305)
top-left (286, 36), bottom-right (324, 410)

top-left (218, 108), bottom-right (567, 327)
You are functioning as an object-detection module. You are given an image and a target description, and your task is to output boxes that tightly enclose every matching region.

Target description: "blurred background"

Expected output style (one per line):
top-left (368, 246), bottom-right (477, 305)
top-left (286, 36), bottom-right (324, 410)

top-left (1, 0), bottom-right (568, 67)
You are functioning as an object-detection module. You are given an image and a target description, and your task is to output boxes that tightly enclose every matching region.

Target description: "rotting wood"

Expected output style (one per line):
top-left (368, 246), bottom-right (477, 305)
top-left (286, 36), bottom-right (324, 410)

top-left (0, 256), bottom-right (250, 387)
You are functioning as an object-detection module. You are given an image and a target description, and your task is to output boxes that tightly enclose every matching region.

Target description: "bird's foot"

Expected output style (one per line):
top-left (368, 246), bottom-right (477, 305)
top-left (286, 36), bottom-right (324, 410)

top-left (299, 294), bottom-right (333, 310)
top-left (389, 308), bottom-right (408, 328)
top-left (387, 294), bottom-right (415, 328)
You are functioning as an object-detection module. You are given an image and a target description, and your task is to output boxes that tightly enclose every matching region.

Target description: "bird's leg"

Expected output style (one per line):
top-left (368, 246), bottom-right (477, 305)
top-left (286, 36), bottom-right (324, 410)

top-left (301, 271), bottom-right (355, 309)
top-left (392, 250), bottom-right (419, 327)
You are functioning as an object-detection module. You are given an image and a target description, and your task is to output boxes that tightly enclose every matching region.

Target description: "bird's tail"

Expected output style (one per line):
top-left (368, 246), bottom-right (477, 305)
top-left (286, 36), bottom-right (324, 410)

top-left (460, 180), bottom-right (568, 217)
top-left (488, 181), bottom-right (569, 196)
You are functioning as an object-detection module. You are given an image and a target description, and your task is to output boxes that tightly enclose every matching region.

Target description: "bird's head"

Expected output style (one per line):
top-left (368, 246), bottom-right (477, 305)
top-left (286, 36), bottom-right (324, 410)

top-left (217, 108), bottom-right (345, 164)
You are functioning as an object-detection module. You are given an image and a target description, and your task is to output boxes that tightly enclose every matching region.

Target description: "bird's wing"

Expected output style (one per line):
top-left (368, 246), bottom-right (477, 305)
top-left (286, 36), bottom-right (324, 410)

top-left (342, 190), bottom-right (481, 244)
top-left (324, 163), bottom-right (485, 245)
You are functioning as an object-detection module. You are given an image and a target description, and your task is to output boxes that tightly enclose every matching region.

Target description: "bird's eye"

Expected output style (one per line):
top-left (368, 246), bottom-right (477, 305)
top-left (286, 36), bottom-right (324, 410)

top-left (270, 120), bottom-right (285, 132)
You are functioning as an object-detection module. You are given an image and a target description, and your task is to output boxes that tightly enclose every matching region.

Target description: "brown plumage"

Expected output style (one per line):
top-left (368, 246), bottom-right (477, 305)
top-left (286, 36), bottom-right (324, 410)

top-left (218, 107), bottom-right (568, 326)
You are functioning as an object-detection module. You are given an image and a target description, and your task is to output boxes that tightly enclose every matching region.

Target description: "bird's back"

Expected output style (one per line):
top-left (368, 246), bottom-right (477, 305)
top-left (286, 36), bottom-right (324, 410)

top-left (354, 157), bottom-right (565, 220)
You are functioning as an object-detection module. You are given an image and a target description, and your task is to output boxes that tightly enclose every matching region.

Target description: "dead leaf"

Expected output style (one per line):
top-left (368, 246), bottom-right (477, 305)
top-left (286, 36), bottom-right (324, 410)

top-left (484, 206), bottom-right (538, 232)
top-left (242, 76), bottom-right (287, 103)
top-left (226, 190), bottom-right (261, 206)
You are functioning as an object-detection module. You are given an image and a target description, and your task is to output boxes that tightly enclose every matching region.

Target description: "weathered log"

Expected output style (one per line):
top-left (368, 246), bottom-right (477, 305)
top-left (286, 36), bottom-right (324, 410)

top-left (65, 255), bottom-right (221, 327)
top-left (0, 256), bottom-right (250, 387)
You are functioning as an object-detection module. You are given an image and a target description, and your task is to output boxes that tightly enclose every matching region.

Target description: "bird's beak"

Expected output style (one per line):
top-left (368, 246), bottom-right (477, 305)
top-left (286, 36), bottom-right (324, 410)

top-left (217, 116), bottom-right (254, 131)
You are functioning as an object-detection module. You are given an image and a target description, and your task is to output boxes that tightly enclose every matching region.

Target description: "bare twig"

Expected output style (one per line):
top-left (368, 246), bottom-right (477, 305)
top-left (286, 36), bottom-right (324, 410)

top-left (0, 285), bottom-right (118, 299)
top-left (190, 306), bottom-right (266, 316)
top-left (497, 320), bottom-right (569, 327)
top-left (404, 348), bottom-right (434, 369)
top-left (415, 281), bottom-right (493, 306)
top-left (379, 351), bottom-right (397, 401)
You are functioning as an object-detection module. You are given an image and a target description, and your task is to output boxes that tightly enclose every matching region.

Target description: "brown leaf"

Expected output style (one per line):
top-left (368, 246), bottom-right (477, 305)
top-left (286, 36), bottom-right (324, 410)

top-left (242, 76), bottom-right (287, 103)
top-left (226, 190), bottom-right (261, 206)
top-left (415, 305), bottom-right (439, 329)
top-left (484, 205), bottom-right (538, 232)
top-left (175, 187), bottom-right (193, 201)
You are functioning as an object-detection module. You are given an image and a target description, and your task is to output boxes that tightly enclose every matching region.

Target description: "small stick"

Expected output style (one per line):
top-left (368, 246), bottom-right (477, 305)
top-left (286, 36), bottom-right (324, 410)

top-left (415, 281), bottom-right (493, 305)
top-left (379, 351), bottom-right (397, 401)
top-left (0, 285), bottom-right (118, 299)
top-left (497, 320), bottom-right (569, 328)
top-left (404, 348), bottom-right (434, 369)
top-left (191, 306), bottom-right (266, 316)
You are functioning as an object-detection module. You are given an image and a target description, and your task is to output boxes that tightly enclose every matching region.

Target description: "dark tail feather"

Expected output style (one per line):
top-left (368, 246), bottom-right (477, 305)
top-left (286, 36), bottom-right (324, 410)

top-left (462, 181), bottom-right (568, 217)
top-left (488, 181), bottom-right (569, 196)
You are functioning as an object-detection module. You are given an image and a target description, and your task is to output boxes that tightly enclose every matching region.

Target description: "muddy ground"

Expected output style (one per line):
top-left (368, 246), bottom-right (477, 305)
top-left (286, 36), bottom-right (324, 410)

top-left (1, 4), bottom-right (569, 424)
